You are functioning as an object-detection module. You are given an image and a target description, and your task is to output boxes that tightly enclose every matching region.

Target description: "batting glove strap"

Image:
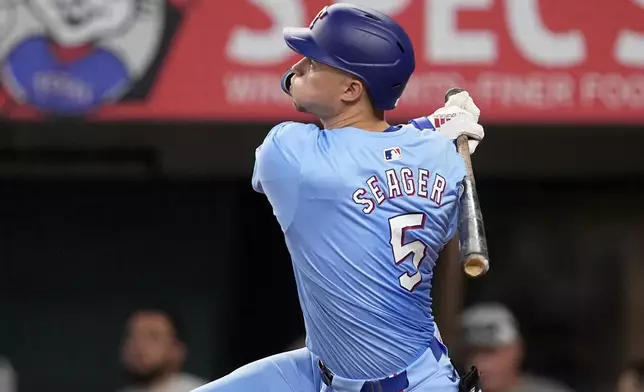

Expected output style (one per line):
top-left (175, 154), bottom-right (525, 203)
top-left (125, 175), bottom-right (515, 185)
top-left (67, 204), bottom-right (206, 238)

top-left (409, 116), bottom-right (436, 131)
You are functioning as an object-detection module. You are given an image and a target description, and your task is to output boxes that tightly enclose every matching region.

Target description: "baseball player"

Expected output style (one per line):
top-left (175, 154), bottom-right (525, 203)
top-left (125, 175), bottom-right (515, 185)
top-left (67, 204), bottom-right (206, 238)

top-left (196, 3), bottom-right (484, 392)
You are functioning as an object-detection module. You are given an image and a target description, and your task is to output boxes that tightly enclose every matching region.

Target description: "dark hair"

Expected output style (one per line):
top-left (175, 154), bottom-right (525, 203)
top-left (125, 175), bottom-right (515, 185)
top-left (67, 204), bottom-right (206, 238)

top-left (129, 304), bottom-right (185, 342)
top-left (623, 359), bottom-right (644, 385)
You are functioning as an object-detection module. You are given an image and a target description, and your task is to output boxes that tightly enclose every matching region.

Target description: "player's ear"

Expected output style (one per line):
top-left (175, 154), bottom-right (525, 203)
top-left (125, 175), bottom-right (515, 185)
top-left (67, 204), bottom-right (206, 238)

top-left (340, 77), bottom-right (365, 105)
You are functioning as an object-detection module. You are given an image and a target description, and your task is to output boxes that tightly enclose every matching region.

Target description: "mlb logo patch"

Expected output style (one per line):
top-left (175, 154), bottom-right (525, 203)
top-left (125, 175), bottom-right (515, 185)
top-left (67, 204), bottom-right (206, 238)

top-left (384, 147), bottom-right (402, 161)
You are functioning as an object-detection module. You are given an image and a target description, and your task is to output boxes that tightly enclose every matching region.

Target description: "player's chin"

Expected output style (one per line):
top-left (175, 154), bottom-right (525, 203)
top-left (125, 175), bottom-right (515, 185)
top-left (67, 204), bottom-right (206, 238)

top-left (289, 88), bottom-right (309, 113)
top-left (292, 100), bottom-right (309, 113)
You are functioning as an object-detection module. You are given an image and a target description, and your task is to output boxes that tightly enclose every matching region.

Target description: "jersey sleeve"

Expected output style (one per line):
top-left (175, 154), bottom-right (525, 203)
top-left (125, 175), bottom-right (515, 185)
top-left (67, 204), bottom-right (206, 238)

top-left (408, 115), bottom-right (436, 131)
top-left (252, 121), bottom-right (318, 231)
top-left (445, 181), bottom-right (464, 242)
top-left (410, 114), bottom-right (461, 239)
top-left (444, 147), bottom-right (467, 243)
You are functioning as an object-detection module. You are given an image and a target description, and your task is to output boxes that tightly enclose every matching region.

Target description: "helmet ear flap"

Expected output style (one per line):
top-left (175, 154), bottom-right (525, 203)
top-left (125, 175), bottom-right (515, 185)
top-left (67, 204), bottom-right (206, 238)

top-left (281, 71), bottom-right (296, 96)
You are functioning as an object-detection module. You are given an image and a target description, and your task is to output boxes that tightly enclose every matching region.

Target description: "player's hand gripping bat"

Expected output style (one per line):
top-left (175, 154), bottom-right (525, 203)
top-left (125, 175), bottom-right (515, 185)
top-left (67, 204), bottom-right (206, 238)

top-left (444, 87), bottom-right (489, 278)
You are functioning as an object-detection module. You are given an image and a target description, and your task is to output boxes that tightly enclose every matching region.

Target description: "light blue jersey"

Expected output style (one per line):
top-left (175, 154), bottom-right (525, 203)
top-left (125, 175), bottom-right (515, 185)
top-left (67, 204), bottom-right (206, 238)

top-left (252, 122), bottom-right (466, 379)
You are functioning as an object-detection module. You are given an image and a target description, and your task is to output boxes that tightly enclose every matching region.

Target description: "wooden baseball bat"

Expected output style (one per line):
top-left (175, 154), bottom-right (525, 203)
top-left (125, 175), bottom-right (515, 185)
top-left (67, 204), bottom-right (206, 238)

top-left (444, 87), bottom-right (490, 278)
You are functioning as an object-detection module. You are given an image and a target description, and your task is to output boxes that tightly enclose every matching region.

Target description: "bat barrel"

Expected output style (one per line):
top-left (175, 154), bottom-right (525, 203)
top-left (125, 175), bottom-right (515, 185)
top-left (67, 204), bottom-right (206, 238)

top-left (456, 135), bottom-right (489, 277)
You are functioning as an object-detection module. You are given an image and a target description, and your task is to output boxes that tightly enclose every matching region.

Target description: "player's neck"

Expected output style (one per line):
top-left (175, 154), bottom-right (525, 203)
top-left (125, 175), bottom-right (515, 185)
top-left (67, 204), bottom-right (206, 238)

top-left (320, 111), bottom-right (389, 132)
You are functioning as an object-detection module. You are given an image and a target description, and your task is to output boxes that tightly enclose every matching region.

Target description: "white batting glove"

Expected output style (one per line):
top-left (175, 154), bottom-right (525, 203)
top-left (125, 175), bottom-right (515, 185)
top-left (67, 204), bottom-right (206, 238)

top-left (408, 91), bottom-right (484, 153)
top-left (443, 90), bottom-right (480, 122)
top-left (429, 109), bottom-right (484, 153)
top-left (429, 91), bottom-right (484, 153)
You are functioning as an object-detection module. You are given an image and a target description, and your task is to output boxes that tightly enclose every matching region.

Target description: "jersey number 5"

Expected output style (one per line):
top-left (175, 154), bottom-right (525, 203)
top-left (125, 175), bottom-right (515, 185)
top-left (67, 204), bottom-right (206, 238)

top-left (389, 213), bottom-right (427, 292)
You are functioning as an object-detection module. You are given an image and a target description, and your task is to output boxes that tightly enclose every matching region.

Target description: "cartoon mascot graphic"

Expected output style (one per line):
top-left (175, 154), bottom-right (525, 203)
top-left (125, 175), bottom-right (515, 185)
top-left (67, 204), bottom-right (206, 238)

top-left (0, 0), bottom-right (167, 116)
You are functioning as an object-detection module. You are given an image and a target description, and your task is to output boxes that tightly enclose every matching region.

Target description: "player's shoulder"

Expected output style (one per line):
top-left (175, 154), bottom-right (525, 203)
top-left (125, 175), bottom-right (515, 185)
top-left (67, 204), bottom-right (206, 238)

top-left (401, 123), bottom-right (459, 154)
top-left (258, 121), bottom-right (321, 167)
top-left (401, 123), bottom-right (466, 176)
top-left (269, 121), bottom-right (320, 138)
top-left (406, 123), bottom-right (449, 141)
top-left (263, 121), bottom-right (319, 151)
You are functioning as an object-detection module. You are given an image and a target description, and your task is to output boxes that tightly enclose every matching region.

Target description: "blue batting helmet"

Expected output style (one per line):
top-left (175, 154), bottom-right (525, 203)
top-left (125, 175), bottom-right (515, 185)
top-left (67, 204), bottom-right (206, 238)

top-left (282, 3), bottom-right (415, 110)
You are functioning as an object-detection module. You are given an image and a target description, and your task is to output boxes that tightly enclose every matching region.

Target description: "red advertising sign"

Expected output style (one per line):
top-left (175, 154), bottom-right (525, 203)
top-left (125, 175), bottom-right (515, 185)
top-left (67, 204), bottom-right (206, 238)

top-left (1, 0), bottom-right (643, 123)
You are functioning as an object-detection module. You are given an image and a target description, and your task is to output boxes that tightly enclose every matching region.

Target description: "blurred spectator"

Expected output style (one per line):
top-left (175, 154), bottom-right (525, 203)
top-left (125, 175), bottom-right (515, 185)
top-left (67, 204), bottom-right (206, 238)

top-left (119, 306), bottom-right (206, 392)
top-left (460, 302), bottom-right (574, 392)
top-left (617, 359), bottom-right (644, 392)
top-left (0, 357), bottom-right (16, 392)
